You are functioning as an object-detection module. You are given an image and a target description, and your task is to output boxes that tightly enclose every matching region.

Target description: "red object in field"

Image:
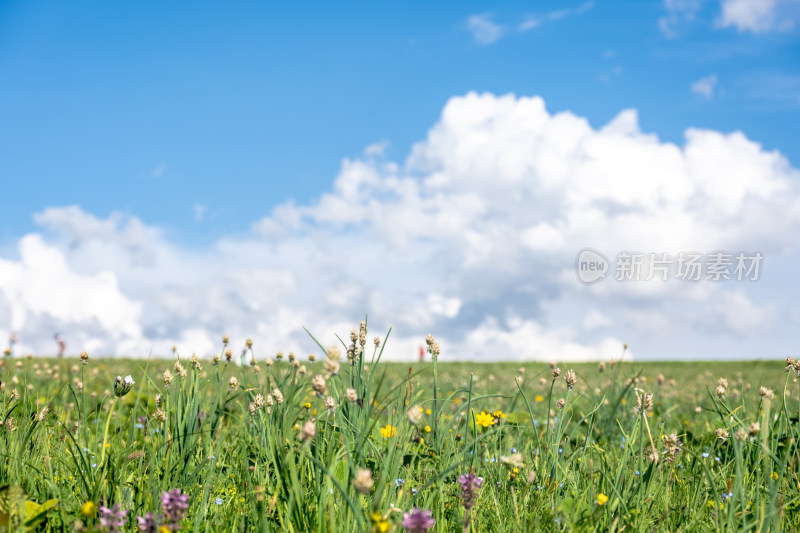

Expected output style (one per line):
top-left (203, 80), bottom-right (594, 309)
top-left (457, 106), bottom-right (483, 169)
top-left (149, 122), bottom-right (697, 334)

top-left (419, 346), bottom-right (425, 361)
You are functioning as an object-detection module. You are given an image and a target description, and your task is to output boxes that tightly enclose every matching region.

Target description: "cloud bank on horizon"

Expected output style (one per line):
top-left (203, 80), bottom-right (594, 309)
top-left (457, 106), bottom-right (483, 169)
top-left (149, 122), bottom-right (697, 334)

top-left (1, 92), bottom-right (799, 361)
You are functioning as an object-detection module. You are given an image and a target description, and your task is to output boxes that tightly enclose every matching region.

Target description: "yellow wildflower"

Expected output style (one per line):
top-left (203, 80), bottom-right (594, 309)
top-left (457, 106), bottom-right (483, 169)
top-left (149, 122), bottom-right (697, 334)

top-left (493, 410), bottom-right (506, 421)
top-left (80, 501), bottom-right (95, 517)
top-left (380, 425), bottom-right (397, 438)
top-left (771, 472), bottom-right (779, 480)
top-left (534, 395), bottom-right (544, 403)
top-left (424, 425), bottom-right (431, 433)
top-left (425, 409), bottom-right (432, 415)
top-left (475, 411), bottom-right (495, 428)
top-left (303, 402), bottom-right (311, 409)
top-left (596, 493), bottom-right (609, 506)
top-left (370, 511), bottom-right (390, 533)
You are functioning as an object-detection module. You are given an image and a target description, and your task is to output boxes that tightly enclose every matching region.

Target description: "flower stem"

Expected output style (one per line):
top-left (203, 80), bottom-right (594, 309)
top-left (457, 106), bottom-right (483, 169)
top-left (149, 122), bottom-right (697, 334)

top-left (100, 397), bottom-right (118, 464)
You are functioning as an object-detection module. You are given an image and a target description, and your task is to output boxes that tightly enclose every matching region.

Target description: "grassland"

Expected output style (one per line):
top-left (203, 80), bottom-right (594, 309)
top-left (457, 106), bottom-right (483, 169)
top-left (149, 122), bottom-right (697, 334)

top-left (0, 328), bottom-right (797, 532)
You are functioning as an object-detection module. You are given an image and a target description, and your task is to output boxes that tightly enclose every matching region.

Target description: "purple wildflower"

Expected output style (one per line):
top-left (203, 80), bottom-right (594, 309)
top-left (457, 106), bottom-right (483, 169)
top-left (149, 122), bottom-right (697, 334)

top-left (161, 489), bottom-right (190, 530)
top-left (99, 504), bottom-right (128, 533)
top-left (457, 473), bottom-right (483, 511)
top-left (402, 508), bottom-right (436, 532)
top-left (137, 512), bottom-right (159, 533)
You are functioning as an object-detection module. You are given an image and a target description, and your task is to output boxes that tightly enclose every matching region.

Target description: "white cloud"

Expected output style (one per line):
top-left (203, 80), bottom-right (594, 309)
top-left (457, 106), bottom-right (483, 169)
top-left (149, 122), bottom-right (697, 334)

top-left (2, 92), bottom-right (799, 361)
top-left (519, 1), bottom-right (594, 32)
top-left (150, 162), bottom-right (167, 177)
top-left (466, 14), bottom-right (504, 45)
top-left (658, 0), bottom-right (702, 37)
top-left (691, 74), bottom-right (718, 98)
top-left (717, 0), bottom-right (782, 32)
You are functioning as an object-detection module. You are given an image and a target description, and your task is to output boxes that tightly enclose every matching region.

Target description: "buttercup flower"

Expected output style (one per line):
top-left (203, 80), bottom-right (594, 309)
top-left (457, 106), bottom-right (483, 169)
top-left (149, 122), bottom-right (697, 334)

top-left (475, 411), bottom-right (495, 428)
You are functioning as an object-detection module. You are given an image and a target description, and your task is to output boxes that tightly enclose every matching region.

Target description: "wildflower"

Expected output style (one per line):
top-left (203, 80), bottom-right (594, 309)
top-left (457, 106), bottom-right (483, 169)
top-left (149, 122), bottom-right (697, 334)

top-left (80, 501), bottom-right (95, 518)
top-left (718, 378), bottom-right (728, 389)
top-left (324, 358), bottom-right (340, 376)
top-left (402, 508), bottom-right (435, 533)
top-left (534, 395), bottom-right (544, 403)
top-left (492, 410), bottom-right (506, 422)
top-left (228, 376), bottom-right (239, 392)
top-left (326, 346), bottom-right (341, 361)
top-left (215, 498), bottom-right (223, 505)
top-left (565, 369), bottom-right (577, 388)
top-left (715, 428), bottom-right (729, 441)
top-left (408, 406), bottom-right (423, 425)
top-left (265, 357), bottom-right (274, 367)
top-left (276, 351), bottom-right (284, 360)
top-left (735, 428), bottom-right (748, 441)
top-left (324, 396), bottom-right (336, 412)
top-left (457, 473), bottom-right (483, 510)
top-left (312, 375), bottom-right (326, 395)
top-left (99, 504), bottom-right (128, 532)
top-left (272, 388), bottom-right (284, 403)
top-left (634, 392), bottom-right (653, 414)
top-left (748, 422), bottom-right (760, 437)
top-left (715, 385), bottom-right (726, 399)
top-left (380, 425), bottom-right (397, 438)
top-left (370, 511), bottom-right (390, 533)
top-left (80, 351), bottom-right (90, 365)
top-left (346, 388), bottom-right (358, 403)
top-left (552, 367), bottom-right (561, 379)
top-left (113, 375), bottom-right (135, 397)
top-left (174, 361), bottom-right (186, 378)
top-left (661, 433), bottom-right (683, 463)
top-left (500, 452), bottom-right (524, 469)
top-left (353, 469), bottom-right (373, 494)
top-left (222, 334), bottom-right (230, 345)
top-left (161, 489), bottom-right (189, 531)
top-left (758, 386), bottom-right (775, 401)
top-left (474, 411), bottom-right (495, 428)
top-left (212, 352), bottom-right (220, 365)
top-left (245, 338), bottom-right (253, 348)
top-left (556, 398), bottom-right (565, 409)
top-left (596, 493), bottom-right (609, 506)
top-left (224, 348), bottom-right (233, 362)
top-left (153, 409), bottom-right (167, 422)
top-left (423, 425), bottom-right (431, 433)
top-left (299, 421), bottom-right (316, 441)
top-left (137, 512), bottom-right (158, 533)
top-left (162, 370), bottom-right (173, 385)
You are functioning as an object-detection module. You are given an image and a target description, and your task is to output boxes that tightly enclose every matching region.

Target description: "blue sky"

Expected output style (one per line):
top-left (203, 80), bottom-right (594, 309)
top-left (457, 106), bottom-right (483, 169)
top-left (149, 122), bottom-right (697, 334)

top-left (0, 0), bottom-right (799, 360)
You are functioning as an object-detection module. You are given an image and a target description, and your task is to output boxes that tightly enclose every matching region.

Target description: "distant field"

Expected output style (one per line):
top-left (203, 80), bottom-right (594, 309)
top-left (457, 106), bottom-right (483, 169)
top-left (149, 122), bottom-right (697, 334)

top-left (0, 345), bottom-right (797, 531)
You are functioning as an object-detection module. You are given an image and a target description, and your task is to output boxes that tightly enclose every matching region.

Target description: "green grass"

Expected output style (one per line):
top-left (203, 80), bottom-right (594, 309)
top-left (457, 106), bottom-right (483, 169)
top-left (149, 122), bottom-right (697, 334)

top-left (0, 327), bottom-right (797, 532)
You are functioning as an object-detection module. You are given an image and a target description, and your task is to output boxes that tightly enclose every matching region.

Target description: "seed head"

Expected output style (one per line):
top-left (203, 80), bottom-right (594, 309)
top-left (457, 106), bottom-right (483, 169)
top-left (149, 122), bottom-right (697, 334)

top-left (299, 420), bottom-right (316, 441)
top-left (552, 367), bottom-right (561, 379)
top-left (758, 386), bottom-right (775, 400)
top-left (80, 351), bottom-right (90, 365)
top-left (565, 369), bottom-right (577, 388)
top-left (354, 469), bottom-right (373, 494)
top-left (715, 428), bottom-right (728, 441)
top-left (228, 376), bottom-right (239, 392)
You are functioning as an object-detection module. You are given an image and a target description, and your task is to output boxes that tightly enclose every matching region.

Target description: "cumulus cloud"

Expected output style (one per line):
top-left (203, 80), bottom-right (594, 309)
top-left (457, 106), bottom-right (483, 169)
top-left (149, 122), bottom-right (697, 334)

top-left (1, 92), bottom-right (799, 361)
top-left (717, 0), bottom-right (795, 33)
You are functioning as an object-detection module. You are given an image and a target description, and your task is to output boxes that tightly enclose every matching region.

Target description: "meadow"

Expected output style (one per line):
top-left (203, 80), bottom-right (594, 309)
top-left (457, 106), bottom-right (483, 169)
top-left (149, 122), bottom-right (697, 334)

top-left (0, 324), bottom-right (797, 532)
